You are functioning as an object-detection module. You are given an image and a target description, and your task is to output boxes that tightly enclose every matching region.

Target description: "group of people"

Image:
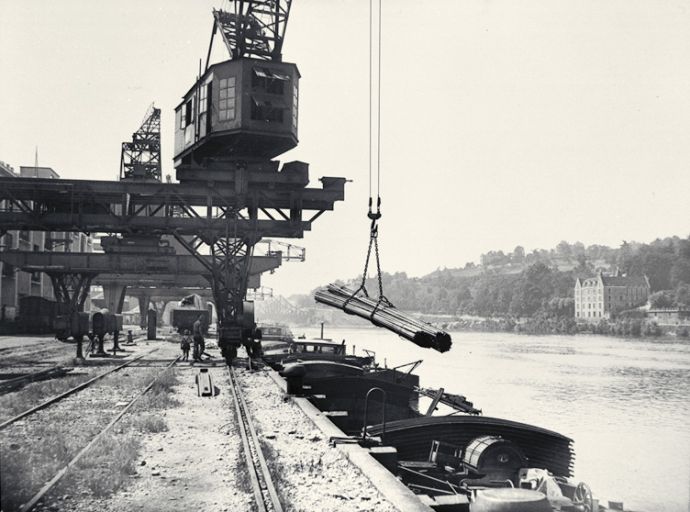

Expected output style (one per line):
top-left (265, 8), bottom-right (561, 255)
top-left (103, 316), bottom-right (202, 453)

top-left (180, 314), bottom-right (205, 362)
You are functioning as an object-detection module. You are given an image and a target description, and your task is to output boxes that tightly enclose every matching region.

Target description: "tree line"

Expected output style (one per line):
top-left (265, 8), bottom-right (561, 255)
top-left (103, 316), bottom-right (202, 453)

top-left (297, 234), bottom-right (690, 320)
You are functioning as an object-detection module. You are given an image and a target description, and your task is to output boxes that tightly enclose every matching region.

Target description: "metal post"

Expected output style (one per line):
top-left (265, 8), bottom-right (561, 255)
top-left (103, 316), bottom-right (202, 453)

top-left (362, 387), bottom-right (386, 444)
top-left (147, 309), bottom-right (157, 340)
top-left (112, 330), bottom-right (121, 353)
top-left (75, 335), bottom-right (84, 359)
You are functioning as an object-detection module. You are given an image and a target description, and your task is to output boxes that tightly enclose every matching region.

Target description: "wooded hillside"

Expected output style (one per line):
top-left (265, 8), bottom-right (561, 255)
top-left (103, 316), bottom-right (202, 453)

top-left (297, 235), bottom-right (690, 319)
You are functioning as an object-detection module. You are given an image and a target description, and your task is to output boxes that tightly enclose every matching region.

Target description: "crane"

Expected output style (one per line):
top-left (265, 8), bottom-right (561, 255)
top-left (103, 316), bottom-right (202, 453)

top-left (120, 104), bottom-right (161, 182)
top-left (169, 0), bottom-right (345, 363)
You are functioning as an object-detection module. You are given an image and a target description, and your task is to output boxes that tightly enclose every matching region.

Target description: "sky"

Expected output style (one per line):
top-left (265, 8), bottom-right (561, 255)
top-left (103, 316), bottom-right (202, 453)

top-left (1, 0), bottom-right (689, 296)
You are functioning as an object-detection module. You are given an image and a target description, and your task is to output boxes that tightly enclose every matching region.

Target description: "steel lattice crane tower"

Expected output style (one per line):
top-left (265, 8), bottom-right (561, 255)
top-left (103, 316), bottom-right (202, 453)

top-left (120, 104), bottom-right (162, 181)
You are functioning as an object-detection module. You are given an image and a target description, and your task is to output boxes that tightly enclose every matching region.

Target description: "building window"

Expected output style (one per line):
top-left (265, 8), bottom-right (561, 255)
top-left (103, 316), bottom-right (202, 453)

top-left (219, 77), bottom-right (236, 121)
top-left (184, 99), bottom-right (195, 127)
top-left (19, 230), bottom-right (30, 243)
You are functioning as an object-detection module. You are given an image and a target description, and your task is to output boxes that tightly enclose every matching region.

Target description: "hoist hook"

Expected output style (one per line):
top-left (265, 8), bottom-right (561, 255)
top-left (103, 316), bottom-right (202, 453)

top-left (367, 196), bottom-right (382, 235)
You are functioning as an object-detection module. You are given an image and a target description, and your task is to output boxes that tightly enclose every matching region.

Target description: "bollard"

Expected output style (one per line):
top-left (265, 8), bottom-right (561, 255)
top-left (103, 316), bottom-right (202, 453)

top-left (196, 369), bottom-right (213, 397)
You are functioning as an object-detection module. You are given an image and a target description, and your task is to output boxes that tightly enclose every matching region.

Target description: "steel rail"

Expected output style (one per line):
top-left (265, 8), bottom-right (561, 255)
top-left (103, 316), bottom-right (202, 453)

top-left (19, 356), bottom-right (179, 512)
top-left (0, 366), bottom-right (69, 394)
top-left (0, 349), bottom-right (158, 431)
top-left (0, 343), bottom-right (68, 358)
top-left (228, 366), bottom-right (284, 512)
top-left (0, 340), bottom-right (54, 354)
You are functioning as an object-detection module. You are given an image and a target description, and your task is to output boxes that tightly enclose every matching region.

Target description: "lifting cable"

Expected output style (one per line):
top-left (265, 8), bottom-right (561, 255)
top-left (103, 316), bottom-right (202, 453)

top-left (346, 0), bottom-right (392, 315)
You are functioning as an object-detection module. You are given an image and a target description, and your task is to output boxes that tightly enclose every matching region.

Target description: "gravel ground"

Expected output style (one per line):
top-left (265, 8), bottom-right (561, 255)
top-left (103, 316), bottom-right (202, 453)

top-left (52, 343), bottom-right (253, 512)
top-left (0, 339), bottom-right (157, 425)
top-left (0, 338), bottom-right (78, 367)
top-left (236, 366), bottom-right (399, 512)
top-left (2, 336), bottom-right (401, 511)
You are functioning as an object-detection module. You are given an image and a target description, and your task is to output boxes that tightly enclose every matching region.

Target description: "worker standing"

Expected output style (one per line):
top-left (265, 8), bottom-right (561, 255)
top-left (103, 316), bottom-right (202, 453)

top-left (180, 329), bottom-right (191, 361)
top-left (192, 315), bottom-right (204, 361)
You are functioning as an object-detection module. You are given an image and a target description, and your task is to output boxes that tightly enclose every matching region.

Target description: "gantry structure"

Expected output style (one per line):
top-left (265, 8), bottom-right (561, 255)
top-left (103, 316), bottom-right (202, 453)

top-left (0, 0), bottom-right (345, 363)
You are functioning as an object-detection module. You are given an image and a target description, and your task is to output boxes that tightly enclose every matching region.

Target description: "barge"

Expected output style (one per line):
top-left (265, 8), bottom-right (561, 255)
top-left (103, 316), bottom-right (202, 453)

top-left (263, 334), bottom-right (624, 512)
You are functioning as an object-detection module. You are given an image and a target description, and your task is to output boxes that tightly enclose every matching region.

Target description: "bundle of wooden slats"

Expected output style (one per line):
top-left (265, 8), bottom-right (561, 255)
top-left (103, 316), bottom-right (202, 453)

top-left (314, 284), bottom-right (452, 353)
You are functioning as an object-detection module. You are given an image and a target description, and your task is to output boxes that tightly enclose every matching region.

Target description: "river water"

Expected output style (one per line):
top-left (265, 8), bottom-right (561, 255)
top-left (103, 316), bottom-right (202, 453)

top-left (297, 326), bottom-right (690, 512)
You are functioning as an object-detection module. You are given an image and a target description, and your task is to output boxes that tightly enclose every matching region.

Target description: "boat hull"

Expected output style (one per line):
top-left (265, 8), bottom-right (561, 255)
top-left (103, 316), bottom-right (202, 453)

top-left (365, 415), bottom-right (574, 477)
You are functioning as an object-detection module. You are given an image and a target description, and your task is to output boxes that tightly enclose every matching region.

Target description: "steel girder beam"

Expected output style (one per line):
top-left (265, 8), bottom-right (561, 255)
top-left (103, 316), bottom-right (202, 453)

top-left (0, 174), bottom-right (344, 210)
top-left (125, 287), bottom-right (213, 300)
top-left (92, 273), bottom-right (261, 290)
top-left (0, 167), bottom-right (345, 364)
top-left (0, 172), bottom-right (344, 238)
top-left (0, 251), bottom-right (281, 276)
top-left (0, 212), bottom-right (310, 238)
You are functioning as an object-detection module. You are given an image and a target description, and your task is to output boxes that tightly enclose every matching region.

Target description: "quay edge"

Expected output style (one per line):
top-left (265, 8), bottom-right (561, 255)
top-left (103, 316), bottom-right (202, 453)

top-left (266, 368), bottom-right (435, 512)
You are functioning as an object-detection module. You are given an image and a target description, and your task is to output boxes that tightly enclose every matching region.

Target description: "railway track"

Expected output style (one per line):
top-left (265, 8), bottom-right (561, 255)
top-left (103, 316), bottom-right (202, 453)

top-left (0, 349), bottom-right (159, 430)
top-left (0, 343), bottom-right (71, 362)
top-left (228, 366), bottom-right (284, 512)
top-left (0, 366), bottom-right (71, 394)
top-left (10, 355), bottom-right (179, 512)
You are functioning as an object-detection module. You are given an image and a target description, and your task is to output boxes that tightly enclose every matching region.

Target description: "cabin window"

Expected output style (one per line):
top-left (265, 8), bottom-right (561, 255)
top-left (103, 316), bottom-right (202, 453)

top-left (199, 84), bottom-right (208, 114)
top-left (219, 77), bottom-right (236, 121)
top-left (252, 67), bottom-right (289, 95)
top-left (251, 95), bottom-right (285, 123)
top-left (184, 98), bottom-right (195, 127)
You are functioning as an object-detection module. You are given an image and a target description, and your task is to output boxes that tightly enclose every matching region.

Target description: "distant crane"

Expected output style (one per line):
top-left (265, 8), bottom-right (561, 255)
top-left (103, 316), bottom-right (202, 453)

top-left (247, 286), bottom-right (274, 301)
top-left (120, 104), bottom-right (161, 181)
top-left (261, 239), bottom-right (305, 263)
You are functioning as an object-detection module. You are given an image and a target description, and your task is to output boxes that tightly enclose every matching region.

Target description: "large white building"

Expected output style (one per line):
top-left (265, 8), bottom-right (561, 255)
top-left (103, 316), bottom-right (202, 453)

top-left (574, 270), bottom-right (650, 321)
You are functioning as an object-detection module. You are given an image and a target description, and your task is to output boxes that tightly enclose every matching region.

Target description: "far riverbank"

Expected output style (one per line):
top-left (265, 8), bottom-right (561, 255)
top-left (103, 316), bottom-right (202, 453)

top-left (265, 306), bottom-right (689, 341)
top-left (422, 314), bottom-right (690, 339)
